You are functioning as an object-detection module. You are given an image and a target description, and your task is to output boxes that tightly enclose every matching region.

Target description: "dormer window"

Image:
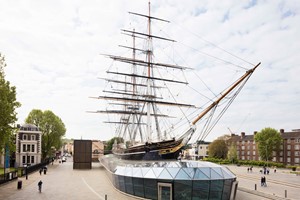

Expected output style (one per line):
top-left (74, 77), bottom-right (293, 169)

top-left (31, 135), bottom-right (35, 140)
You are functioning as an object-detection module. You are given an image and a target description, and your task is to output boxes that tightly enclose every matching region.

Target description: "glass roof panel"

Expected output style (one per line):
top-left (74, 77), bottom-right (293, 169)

top-left (115, 166), bottom-right (125, 176)
top-left (211, 167), bottom-right (224, 178)
top-left (210, 168), bottom-right (224, 179)
top-left (158, 168), bottom-right (173, 179)
top-left (132, 167), bottom-right (144, 178)
top-left (198, 167), bottom-right (210, 178)
top-left (144, 168), bottom-right (157, 178)
top-left (141, 167), bottom-right (151, 177)
top-left (152, 167), bottom-right (164, 177)
top-left (194, 168), bottom-right (209, 180)
top-left (221, 168), bottom-right (235, 179)
top-left (125, 166), bottom-right (133, 176)
top-left (183, 168), bottom-right (195, 179)
top-left (166, 167), bottom-right (181, 178)
top-left (175, 168), bottom-right (191, 180)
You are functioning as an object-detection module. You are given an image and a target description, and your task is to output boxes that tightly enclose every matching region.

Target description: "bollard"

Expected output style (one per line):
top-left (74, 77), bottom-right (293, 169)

top-left (255, 184), bottom-right (257, 190)
top-left (105, 194), bottom-right (107, 200)
top-left (285, 190), bottom-right (287, 198)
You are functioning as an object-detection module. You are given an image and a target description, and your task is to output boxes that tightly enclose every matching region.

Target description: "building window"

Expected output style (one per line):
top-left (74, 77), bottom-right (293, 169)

top-left (247, 151), bottom-right (250, 155)
top-left (27, 155), bottom-right (30, 164)
top-left (27, 144), bottom-right (30, 152)
top-left (280, 145), bottom-right (283, 150)
top-left (287, 139), bottom-right (291, 143)
top-left (287, 151), bottom-right (291, 156)
top-left (242, 156), bottom-right (245, 160)
top-left (31, 145), bottom-right (35, 152)
top-left (253, 151), bottom-right (256, 156)
top-left (22, 156), bottom-right (26, 164)
top-left (31, 156), bottom-right (35, 164)
top-left (31, 135), bottom-right (35, 140)
top-left (23, 144), bottom-right (26, 152)
top-left (295, 145), bottom-right (299, 150)
top-left (287, 157), bottom-right (291, 163)
top-left (295, 151), bottom-right (299, 156)
top-left (287, 145), bottom-right (291, 150)
top-left (295, 158), bottom-right (300, 163)
top-left (280, 151), bottom-right (283, 156)
top-left (253, 145), bottom-right (256, 150)
top-left (280, 157), bottom-right (283, 162)
top-left (242, 146), bottom-right (245, 150)
top-left (23, 134), bottom-right (27, 140)
top-left (296, 138), bottom-right (300, 143)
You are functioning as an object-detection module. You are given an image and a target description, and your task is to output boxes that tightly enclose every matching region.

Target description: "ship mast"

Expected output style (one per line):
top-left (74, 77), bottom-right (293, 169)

top-left (146, 1), bottom-right (152, 142)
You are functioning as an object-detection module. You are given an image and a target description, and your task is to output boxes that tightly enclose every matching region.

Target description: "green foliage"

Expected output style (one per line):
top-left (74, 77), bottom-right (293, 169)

top-left (105, 137), bottom-right (124, 151)
top-left (203, 157), bottom-right (285, 168)
top-left (254, 127), bottom-right (282, 161)
top-left (0, 54), bottom-right (21, 152)
top-left (25, 109), bottom-right (66, 159)
top-left (227, 144), bottom-right (238, 163)
top-left (208, 139), bottom-right (228, 159)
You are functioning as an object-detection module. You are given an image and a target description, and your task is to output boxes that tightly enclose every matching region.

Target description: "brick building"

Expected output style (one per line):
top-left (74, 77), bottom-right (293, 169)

top-left (229, 129), bottom-right (300, 166)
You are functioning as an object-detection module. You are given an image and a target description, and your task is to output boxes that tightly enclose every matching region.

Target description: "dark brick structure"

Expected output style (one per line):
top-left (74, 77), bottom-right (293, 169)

top-left (229, 129), bottom-right (300, 166)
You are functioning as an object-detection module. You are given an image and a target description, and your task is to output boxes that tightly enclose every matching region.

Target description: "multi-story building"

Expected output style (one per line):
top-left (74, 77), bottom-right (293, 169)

top-left (229, 129), bottom-right (300, 166)
top-left (15, 124), bottom-right (42, 167)
top-left (197, 141), bottom-right (210, 159)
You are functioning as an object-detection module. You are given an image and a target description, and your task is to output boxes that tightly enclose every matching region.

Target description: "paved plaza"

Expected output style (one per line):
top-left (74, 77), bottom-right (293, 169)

top-left (0, 158), bottom-right (299, 200)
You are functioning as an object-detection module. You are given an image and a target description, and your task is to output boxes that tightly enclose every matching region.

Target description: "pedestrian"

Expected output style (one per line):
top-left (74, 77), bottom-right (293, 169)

top-left (39, 168), bottom-right (43, 175)
top-left (264, 176), bottom-right (267, 187)
top-left (247, 168), bottom-right (249, 173)
top-left (261, 177), bottom-right (264, 186)
top-left (38, 180), bottom-right (43, 192)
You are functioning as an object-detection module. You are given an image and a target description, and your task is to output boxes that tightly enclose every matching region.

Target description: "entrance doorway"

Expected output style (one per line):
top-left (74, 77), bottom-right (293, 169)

top-left (158, 182), bottom-right (172, 200)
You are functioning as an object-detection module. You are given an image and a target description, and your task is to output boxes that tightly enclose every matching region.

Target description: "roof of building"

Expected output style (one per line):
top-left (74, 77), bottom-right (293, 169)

top-left (19, 124), bottom-right (40, 132)
top-left (101, 154), bottom-right (235, 181)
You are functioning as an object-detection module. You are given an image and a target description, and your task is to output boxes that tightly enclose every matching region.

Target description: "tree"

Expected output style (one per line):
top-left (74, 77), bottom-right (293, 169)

top-left (105, 137), bottom-right (124, 151)
top-left (254, 127), bottom-right (282, 162)
top-left (25, 109), bottom-right (66, 159)
top-left (208, 139), bottom-right (228, 159)
top-left (0, 53), bottom-right (21, 152)
top-left (227, 144), bottom-right (238, 163)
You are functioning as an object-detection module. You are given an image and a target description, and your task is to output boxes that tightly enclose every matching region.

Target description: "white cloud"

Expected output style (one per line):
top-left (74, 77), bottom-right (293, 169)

top-left (1, 0), bottom-right (299, 142)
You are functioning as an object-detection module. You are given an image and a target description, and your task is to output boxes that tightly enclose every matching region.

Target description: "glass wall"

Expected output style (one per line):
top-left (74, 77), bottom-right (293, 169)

top-left (100, 155), bottom-right (236, 200)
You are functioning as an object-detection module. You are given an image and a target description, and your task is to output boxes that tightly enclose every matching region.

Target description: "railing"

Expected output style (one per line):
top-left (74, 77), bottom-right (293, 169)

top-left (0, 170), bottom-right (18, 185)
top-left (0, 158), bottom-right (52, 185)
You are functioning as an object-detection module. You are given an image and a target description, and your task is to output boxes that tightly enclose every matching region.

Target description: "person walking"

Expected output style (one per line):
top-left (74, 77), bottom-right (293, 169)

top-left (261, 177), bottom-right (264, 186)
top-left (38, 180), bottom-right (43, 192)
top-left (264, 176), bottom-right (267, 187)
top-left (39, 168), bottom-right (43, 175)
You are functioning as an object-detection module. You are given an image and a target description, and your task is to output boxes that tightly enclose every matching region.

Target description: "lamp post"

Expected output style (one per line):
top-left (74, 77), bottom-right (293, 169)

top-left (25, 151), bottom-right (28, 180)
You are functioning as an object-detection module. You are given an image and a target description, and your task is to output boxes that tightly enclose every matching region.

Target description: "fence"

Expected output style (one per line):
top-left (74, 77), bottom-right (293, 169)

top-left (0, 158), bottom-right (51, 185)
top-left (0, 170), bottom-right (18, 184)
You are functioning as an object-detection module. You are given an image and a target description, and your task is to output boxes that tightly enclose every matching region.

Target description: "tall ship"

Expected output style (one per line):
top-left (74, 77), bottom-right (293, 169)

top-left (90, 2), bottom-right (260, 160)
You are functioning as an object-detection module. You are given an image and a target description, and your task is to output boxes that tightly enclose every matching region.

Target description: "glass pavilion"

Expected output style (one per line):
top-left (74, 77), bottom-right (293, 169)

top-left (100, 155), bottom-right (237, 200)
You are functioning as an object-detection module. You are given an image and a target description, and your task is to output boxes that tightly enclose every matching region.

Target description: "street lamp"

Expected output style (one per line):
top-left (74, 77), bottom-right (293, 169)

top-left (25, 151), bottom-right (29, 180)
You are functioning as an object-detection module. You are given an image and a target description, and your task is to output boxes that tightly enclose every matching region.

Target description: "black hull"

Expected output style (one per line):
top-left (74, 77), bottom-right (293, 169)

top-left (112, 138), bottom-right (184, 160)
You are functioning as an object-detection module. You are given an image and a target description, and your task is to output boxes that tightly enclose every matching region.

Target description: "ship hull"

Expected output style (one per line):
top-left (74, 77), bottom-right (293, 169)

top-left (112, 138), bottom-right (184, 160)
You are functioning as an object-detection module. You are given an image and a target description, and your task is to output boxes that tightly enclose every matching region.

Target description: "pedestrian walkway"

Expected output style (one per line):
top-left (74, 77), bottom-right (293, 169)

top-left (1, 160), bottom-right (299, 200)
top-left (0, 158), bottom-right (140, 200)
top-left (227, 165), bottom-right (300, 200)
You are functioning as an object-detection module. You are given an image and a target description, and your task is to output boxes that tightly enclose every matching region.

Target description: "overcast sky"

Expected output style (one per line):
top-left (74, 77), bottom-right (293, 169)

top-left (1, 0), bottom-right (299, 142)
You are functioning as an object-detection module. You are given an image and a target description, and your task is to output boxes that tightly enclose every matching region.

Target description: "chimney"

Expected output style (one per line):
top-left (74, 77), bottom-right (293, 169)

top-left (241, 132), bottom-right (245, 138)
top-left (280, 129), bottom-right (284, 134)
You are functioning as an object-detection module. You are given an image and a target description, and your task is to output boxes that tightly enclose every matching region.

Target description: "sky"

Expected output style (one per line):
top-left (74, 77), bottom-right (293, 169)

top-left (1, 0), bottom-right (299, 142)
